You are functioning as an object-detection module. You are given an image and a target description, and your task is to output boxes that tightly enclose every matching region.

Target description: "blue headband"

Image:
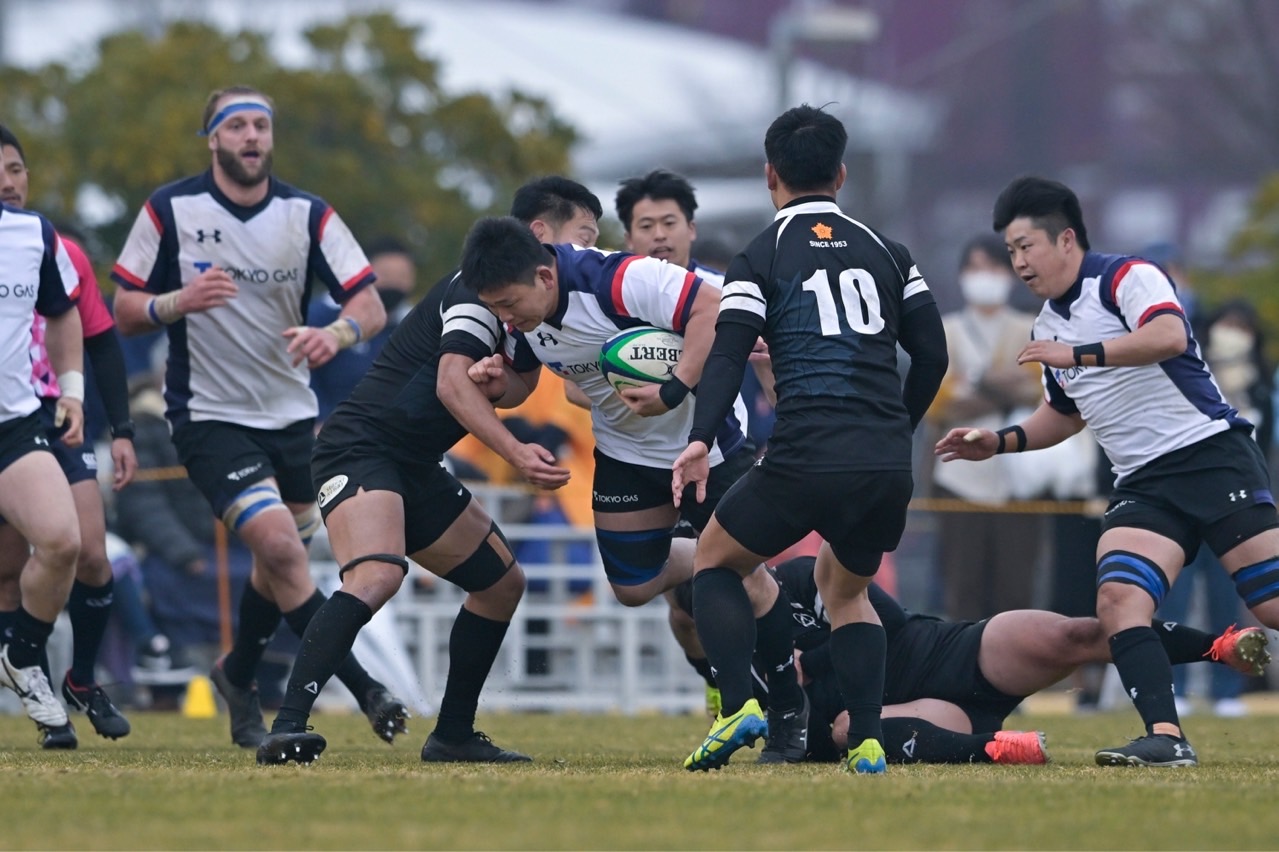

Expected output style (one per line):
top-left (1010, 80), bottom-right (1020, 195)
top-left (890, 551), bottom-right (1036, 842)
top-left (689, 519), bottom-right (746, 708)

top-left (199, 100), bottom-right (273, 137)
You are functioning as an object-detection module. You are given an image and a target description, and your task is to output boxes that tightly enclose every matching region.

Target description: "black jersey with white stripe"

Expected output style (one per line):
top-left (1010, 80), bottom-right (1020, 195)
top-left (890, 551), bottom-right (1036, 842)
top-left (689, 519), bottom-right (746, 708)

top-left (714, 196), bottom-right (934, 471)
top-left (318, 267), bottom-right (504, 460)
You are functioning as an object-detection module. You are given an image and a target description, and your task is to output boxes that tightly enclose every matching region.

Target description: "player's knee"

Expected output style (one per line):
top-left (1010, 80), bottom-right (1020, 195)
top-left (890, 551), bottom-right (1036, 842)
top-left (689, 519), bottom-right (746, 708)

top-left (447, 524), bottom-right (520, 599)
top-left (75, 545), bottom-right (112, 586)
top-left (35, 527), bottom-right (80, 572)
top-left (597, 527), bottom-right (671, 595)
top-left (1059, 617), bottom-right (1107, 656)
top-left (1096, 550), bottom-right (1169, 611)
top-left (477, 561), bottom-right (525, 615)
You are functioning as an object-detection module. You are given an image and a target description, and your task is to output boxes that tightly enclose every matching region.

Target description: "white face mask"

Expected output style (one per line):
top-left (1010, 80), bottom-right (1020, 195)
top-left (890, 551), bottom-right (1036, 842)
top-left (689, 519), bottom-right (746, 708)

top-left (959, 270), bottom-right (1012, 306)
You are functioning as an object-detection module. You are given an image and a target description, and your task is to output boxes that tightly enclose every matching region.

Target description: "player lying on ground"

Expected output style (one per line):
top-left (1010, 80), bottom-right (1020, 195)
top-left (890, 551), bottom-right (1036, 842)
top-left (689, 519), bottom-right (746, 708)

top-left (674, 555), bottom-right (1269, 764)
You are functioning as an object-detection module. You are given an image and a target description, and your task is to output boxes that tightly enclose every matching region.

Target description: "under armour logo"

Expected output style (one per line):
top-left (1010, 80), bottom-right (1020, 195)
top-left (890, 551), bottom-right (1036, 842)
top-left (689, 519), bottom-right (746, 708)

top-left (902, 735), bottom-right (916, 758)
top-left (1229, 489), bottom-right (1248, 502)
top-left (1173, 743), bottom-right (1195, 757)
top-left (196, 229), bottom-right (222, 243)
top-left (536, 331), bottom-right (559, 346)
top-left (305, 681), bottom-right (319, 695)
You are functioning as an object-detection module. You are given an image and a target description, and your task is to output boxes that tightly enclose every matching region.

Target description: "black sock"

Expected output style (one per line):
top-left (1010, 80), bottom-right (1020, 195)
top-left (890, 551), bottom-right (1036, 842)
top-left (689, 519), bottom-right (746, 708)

top-left (685, 654), bottom-right (716, 687)
top-left (272, 591), bottom-right (372, 733)
top-left (883, 717), bottom-right (994, 764)
top-left (283, 590), bottom-right (378, 708)
top-left (221, 581), bottom-right (282, 688)
top-left (754, 583), bottom-right (803, 713)
top-left (5, 607), bottom-right (54, 669)
top-left (830, 622), bottom-right (886, 747)
top-left (691, 568), bottom-right (756, 716)
top-left (68, 578), bottom-right (114, 685)
top-left (1110, 625), bottom-right (1180, 734)
top-left (1151, 618), bottom-right (1215, 665)
top-left (433, 607), bottom-right (509, 744)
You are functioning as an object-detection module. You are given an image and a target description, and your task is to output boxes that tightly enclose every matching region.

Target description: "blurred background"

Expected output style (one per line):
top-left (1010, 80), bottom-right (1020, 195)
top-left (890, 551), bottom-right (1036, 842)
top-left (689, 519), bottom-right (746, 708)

top-left (3, 0), bottom-right (1278, 718)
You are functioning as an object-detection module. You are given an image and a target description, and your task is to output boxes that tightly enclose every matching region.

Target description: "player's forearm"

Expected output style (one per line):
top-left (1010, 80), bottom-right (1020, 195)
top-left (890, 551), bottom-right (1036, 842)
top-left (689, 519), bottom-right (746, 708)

top-left (84, 330), bottom-right (132, 434)
top-left (672, 296), bottom-right (718, 388)
top-left (687, 320), bottom-right (756, 447)
top-left (44, 309), bottom-right (85, 382)
top-left (437, 359), bottom-right (524, 461)
top-left (113, 288), bottom-right (160, 335)
top-left (1000, 403), bottom-right (1085, 454)
top-left (336, 286), bottom-right (387, 342)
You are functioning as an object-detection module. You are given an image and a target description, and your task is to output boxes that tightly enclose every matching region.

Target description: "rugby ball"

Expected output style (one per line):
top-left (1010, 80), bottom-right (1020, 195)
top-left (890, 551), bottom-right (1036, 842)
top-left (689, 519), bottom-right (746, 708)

top-left (600, 326), bottom-right (684, 393)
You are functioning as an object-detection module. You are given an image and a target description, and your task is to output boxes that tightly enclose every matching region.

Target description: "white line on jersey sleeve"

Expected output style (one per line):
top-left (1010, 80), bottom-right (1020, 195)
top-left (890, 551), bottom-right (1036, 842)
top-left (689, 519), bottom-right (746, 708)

top-left (719, 280), bottom-right (766, 319)
top-left (903, 264), bottom-right (930, 300)
top-left (441, 302), bottom-right (501, 351)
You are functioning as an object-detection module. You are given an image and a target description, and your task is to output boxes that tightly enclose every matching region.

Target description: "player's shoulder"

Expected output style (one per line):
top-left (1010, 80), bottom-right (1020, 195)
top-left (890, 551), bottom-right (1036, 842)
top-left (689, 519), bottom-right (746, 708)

top-left (147, 171), bottom-right (212, 206)
top-left (268, 176), bottom-right (327, 209)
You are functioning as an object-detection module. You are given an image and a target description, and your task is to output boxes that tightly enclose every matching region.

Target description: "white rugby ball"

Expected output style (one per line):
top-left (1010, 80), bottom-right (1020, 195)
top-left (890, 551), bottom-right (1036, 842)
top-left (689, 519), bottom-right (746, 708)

top-left (599, 326), bottom-right (684, 393)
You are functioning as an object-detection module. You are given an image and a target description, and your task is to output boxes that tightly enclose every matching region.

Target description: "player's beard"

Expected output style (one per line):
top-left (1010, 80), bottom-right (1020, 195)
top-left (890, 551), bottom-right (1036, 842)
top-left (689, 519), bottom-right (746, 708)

top-left (216, 146), bottom-right (273, 188)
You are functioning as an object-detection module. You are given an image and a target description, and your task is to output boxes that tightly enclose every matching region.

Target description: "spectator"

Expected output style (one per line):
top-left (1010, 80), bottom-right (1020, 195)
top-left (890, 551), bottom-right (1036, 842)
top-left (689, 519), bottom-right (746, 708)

top-left (927, 234), bottom-right (1044, 620)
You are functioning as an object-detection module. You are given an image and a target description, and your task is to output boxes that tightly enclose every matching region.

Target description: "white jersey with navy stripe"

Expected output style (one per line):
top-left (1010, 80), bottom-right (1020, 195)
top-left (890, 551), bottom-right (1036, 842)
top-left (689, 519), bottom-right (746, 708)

top-left (111, 171), bottom-right (375, 429)
top-left (1035, 251), bottom-right (1245, 482)
top-left (0, 205), bottom-right (78, 421)
top-left (505, 244), bottom-right (748, 469)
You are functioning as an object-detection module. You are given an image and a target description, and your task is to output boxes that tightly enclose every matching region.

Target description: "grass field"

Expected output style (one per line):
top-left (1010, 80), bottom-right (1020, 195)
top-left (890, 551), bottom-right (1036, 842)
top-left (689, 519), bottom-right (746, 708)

top-left (3, 708), bottom-right (1279, 850)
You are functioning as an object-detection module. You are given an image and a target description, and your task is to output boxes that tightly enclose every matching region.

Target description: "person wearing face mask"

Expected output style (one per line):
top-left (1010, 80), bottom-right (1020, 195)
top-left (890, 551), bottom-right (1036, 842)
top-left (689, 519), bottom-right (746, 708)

top-left (926, 234), bottom-right (1045, 621)
top-left (308, 237), bottom-right (419, 423)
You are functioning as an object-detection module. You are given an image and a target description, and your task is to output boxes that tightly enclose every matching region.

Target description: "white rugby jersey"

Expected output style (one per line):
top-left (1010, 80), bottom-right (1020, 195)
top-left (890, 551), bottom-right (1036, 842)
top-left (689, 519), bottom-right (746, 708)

top-left (1035, 251), bottom-right (1246, 482)
top-left (505, 244), bottom-right (748, 469)
top-left (0, 205), bottom-right (78, 421)
top-left (111, 171), bottom-right (374, 429)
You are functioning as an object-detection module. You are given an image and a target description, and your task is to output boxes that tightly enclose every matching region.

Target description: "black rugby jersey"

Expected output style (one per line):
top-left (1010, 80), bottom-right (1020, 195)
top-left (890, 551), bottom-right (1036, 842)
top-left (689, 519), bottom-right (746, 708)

top-left (318, 268), bottom-right (506, 460)
top-left (692, 196), bottom-right (936, 471)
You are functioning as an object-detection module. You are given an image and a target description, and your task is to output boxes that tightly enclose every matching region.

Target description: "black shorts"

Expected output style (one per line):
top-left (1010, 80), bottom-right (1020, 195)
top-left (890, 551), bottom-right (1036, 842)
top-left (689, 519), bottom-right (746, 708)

top-left (885, 617), bottom-right (1022, 735)
top-left (172, 419), bottom-right (316, 517)
top-left (0, 411), bottom-right (54, 476)
top-left (714, 459), bottom-right (913, 574)
top-left (592, 443), bottom-right (756, 533)
top-left (311, 439), bottom-right (472, 556)
top-left (1103, 428), bottom-right (1278, 562)
top-left (39, 398), bottom-right (96, 485)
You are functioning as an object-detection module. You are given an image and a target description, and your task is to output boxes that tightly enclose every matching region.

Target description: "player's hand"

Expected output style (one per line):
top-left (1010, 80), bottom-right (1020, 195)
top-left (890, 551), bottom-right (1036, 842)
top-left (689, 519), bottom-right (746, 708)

top-left (510, 443), bottom-right (571, 490)
top-left (934, 427), bottom-right (998, 462)
top-left (748, 337), bottom-right (771, 364)
top-left (672, 442), bottom-right (711, 507)
top-left (467, 354), bottom-right (509, 402)
top-left (177, 266), bottom-right (238, 314)
top-left (283, 325), bottom-right (341, 368)
top-left (619, 384), bottom-right (667, 416)
top-left (1016, 339), bottom-right (1074, 369)
top-left (110, 437), bottom-right (138, 490)
top-left (54, 398), bottom-right (84, 448)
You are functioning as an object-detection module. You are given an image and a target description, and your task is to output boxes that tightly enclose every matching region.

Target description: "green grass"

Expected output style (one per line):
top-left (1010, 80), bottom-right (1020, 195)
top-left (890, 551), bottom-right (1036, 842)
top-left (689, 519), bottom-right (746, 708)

top-left (2, 710), bottom-right (1278, 850)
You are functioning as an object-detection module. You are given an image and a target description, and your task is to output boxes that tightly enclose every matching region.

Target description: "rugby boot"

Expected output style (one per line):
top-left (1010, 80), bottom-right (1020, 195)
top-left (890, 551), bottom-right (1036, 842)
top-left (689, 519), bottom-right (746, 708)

top-left (684, 697), bottom-right (768, 771)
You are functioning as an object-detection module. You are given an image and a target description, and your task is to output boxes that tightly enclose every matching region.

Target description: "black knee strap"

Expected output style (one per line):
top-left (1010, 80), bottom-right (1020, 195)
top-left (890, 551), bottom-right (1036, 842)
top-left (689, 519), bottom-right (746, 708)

top-left (448, 524), bottom-right (514, 592)
top-left (339, 553), bottom-right (410, 579)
